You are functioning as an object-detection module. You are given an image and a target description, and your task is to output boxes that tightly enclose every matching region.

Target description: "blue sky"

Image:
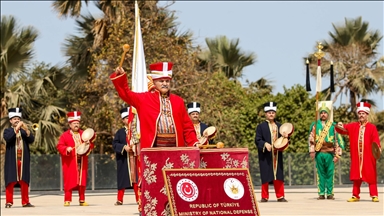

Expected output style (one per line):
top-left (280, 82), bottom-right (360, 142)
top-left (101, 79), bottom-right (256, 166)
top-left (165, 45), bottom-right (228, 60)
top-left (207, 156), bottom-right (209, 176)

top-left (1, 1), bottom-right (384, 110)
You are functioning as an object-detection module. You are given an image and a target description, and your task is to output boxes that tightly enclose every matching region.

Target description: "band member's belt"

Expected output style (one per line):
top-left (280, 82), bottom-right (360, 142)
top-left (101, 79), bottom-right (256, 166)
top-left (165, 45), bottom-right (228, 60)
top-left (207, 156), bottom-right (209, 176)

top-left (17, 149), bottom-right (22, 160)
top-left (319, 142), bottom-right (334, 153)
top-left (322, 142), bottom-right (334, 147)
top-left (155, 133), bottom-right (176, 147)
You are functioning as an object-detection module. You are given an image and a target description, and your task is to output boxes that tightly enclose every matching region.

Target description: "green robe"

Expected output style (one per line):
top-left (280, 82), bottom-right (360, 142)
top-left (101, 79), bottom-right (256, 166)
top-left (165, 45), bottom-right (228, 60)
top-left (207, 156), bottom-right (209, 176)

top-left (308, 120), bottom-right (345, 196)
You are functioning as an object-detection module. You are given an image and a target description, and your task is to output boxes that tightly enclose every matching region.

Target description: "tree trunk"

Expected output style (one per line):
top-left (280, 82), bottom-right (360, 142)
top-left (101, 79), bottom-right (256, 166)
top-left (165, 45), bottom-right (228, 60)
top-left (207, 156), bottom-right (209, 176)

top-left (350, 90), bottom-right (358, 116)
top-left (0, 143), bottom-right (5, 192)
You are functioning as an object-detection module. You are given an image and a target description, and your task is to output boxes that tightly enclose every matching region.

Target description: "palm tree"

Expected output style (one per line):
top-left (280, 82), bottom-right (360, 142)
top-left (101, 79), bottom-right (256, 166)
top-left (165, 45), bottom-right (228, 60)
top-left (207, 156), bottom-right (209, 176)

top-left (1, 15), bottom-right (38, 96)
top-left (307, 17), bottom-right (384, 112)
top-left (1, 63), bottom-right (68, 153)
top-left (198, 35), bottom-right (257, 79)
top-left (0, 15), bottom-right (38, 191)
top-left (52, 0), bottom-right (129, 20)
top-left (245, 77), bottom-right (274, 96)
top-left (52, 0), bottom-right (89, 18)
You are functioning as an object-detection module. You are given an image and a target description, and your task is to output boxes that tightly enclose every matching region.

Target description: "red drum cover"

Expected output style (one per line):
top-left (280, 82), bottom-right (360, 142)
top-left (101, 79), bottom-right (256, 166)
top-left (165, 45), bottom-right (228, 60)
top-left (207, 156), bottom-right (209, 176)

top-left (279, 123), bottom-right (294, 137)
top-left (273, 137), bottom-right (289, 151)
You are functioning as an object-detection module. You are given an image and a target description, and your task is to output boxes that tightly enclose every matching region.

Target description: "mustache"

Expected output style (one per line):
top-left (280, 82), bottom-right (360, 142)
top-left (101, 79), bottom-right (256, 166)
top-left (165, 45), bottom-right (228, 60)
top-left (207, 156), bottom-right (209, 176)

top-left (161, 85), bottom-right (169, 89)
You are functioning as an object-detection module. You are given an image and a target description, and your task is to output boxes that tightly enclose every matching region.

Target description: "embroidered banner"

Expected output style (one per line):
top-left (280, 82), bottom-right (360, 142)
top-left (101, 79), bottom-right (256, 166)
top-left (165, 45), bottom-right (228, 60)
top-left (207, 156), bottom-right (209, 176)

top-left (163, 168), bottom-right (260, 216)
top-left (140, 147), bottom-right (200, 216)
top-left (200, 148), bottom-right (249, 168)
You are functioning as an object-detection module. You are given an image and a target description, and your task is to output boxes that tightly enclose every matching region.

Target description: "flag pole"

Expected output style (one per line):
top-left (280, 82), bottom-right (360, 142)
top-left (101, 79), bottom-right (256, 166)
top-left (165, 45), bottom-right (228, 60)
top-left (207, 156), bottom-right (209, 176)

top-left (131, 1), bottom-right (147, 213)
top-left (313, 42), bottom-right (325, 143)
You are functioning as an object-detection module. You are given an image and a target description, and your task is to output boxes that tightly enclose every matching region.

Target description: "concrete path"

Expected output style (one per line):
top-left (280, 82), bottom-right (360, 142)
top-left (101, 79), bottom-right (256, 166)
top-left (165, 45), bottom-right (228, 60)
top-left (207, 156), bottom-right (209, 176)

top-left (1, 186), bottom-right (383, 215)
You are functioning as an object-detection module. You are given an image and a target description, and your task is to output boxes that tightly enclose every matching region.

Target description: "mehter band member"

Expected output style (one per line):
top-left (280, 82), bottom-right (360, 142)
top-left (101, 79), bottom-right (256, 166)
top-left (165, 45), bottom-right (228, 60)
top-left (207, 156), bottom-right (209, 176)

top-left (336, 102), bottom-right (381, 202)
top-left (112, 107), bottom-right (141, 207)
top-left (57, 111), bottom-right (95, 206)
top-left (255, 102), bottom-right (288, 202)
top-left (4, 107), bottom-right (35, 208)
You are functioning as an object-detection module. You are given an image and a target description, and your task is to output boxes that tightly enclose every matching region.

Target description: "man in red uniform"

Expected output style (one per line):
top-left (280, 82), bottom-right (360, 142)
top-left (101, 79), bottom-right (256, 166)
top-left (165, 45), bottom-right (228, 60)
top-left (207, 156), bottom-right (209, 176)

top-left (3, 108), bottom-right (35, 208)
top-left (336, 102), bottom-right (381, 202)
top-left (57, 111), bottom-right (95, 206)
top-left (110, 62), bottom-right (199, 148)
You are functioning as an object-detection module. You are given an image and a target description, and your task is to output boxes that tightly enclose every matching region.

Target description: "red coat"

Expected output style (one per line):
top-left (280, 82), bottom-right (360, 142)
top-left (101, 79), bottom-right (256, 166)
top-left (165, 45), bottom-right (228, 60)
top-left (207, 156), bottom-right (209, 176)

top-left (57, 129), bottom-right (95, 190)
top-left (110, 72), bottom-right (199, 149)
top-left (336, 122), bottom-right (381, 184)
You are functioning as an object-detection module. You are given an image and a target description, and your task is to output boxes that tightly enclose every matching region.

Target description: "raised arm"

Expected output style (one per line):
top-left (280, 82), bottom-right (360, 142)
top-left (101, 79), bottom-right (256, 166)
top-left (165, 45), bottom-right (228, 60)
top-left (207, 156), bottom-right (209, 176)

top-left (110, 68), bottom-right (141, 109)
top-left (21, 129), bottom-right (35, 144)
top-left (335, 122), bottom-right (349, 135)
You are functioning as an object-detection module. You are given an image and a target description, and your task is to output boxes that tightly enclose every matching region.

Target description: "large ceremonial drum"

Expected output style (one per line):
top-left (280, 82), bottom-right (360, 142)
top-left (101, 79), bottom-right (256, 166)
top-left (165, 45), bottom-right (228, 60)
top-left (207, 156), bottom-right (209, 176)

top-left (140, 147), bottom-right (200, 216)
top-left (199, 148), bottom-right (249, 169)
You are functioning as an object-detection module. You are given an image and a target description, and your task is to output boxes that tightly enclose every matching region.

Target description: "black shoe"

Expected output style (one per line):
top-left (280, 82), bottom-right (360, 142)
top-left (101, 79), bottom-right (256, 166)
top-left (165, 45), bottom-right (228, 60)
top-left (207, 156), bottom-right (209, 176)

top-left (317, 195), bottom-right (325, 200)
top-left (327, 195), bottom-right (335, 200)
top-left (277, 198), bottom-right (288, 202)
top-left (114, 201), bottom-right (123, 206)
top-left (5, 203), bottom-right (12, 208)
top-left (22, 203), bottom-right (35, 207)
top-left (260, 198), bottom-right (268, 202)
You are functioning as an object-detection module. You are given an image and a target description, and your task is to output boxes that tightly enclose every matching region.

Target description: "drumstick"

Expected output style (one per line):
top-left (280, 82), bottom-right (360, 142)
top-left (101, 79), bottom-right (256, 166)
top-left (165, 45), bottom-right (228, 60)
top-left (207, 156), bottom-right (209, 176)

top-left (119, 44), bottom-right (130, 68)
top-left (199, 142), bottom-right (224, 149)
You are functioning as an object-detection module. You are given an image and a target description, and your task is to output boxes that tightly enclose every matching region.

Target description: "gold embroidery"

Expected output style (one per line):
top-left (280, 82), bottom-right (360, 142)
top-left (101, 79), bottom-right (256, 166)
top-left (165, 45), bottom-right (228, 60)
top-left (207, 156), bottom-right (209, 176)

top-left (315, 120), bottom-right (333, 151)
top-left (143, 155), bottom-right (158, 185)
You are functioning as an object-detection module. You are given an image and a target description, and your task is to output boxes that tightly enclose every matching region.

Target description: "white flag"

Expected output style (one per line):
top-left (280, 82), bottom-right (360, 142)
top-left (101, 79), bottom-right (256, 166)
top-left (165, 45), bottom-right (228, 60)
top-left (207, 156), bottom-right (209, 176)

top-left (132, 1), bottom-right (147, 93)
top-left (131, 1), bottom-right (148, 134)
top-left (315, 66), bottom-right (322, 92)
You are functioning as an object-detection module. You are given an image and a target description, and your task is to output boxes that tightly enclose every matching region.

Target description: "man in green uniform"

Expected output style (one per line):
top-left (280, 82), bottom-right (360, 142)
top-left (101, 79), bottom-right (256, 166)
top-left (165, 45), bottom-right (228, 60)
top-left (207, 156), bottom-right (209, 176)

top-left (308, 101), bottom-right (345, 200)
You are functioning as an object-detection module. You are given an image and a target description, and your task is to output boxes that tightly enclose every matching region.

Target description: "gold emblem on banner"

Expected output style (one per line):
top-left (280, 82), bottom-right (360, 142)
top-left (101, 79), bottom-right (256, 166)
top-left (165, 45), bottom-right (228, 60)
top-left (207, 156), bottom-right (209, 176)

top-left (230, 185), bottom-right (239, 194)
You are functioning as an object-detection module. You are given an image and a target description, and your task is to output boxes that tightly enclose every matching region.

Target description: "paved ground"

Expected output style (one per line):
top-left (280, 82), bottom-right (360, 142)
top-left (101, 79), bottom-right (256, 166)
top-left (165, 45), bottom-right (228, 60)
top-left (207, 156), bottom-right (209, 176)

top-left (1, 186), bottom-right (383, 216)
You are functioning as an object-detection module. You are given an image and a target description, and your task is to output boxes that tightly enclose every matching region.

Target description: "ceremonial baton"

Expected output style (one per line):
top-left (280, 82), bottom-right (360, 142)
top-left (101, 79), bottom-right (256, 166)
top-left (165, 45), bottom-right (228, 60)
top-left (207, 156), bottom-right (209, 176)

top-left (313, 42), bottom-right (325, 147)
top-left (119, 44), bottom-right (130, 68)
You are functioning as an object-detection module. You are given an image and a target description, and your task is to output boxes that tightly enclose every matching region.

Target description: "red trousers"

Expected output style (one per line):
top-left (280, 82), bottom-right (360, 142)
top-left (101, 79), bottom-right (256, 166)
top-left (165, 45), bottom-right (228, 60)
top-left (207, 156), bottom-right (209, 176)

top-left (117, 183), bottom-right (139, 203)
top-left (64, 185), bottom-right (86, 202)
top-left (5, 160), bottom-right (30, 205)
top-left (261, 180), bottom-right (285, 199)
top-left (352, 179), bottom-right (378, 198)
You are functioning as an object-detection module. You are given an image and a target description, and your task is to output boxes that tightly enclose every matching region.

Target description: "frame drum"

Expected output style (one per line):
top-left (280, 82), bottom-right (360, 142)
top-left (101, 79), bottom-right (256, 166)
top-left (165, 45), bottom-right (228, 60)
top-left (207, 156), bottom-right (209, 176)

top-left (203, 126), bottom-right (217, 140)
top-left (76, 143), bottom-right (90, 155)
top-left (199, 137), bottom-right (208, 146)
top-left (77, 128), bottom-right (95, 155)
top-left (279, 123), bottom-right (294, 137)
top-left (273, 137), bottom-right (289, 151)
top-left (82, 128), bottom-right (96, 142)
